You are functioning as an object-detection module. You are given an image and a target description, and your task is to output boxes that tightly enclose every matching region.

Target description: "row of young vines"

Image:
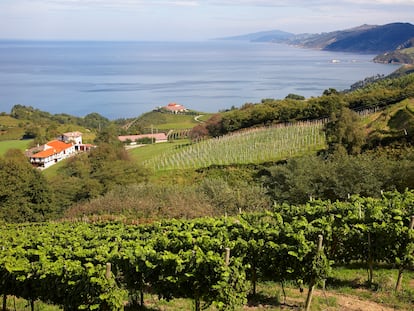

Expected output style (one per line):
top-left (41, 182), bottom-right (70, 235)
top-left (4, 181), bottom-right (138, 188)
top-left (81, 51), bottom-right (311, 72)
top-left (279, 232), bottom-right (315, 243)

top-left (144, 120), bottom-right (326, 171)
top-left (1, 190), bottom-right (413, 310)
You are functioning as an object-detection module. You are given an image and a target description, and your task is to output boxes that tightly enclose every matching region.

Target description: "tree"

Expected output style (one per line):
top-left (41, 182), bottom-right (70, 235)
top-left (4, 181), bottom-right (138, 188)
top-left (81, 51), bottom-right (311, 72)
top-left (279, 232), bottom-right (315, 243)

top-left (205, 114), bottom-right (225, 137)
top-left (324, 106), bottom-right (365, 155)
top-left (0, 150), bottom-right (53, 222)
top-left (189, 124), bottom-right (209, 142)
top-left (285, 93), bottom-right (305, 100)
top-left (81, 112), bottom-right (111, 130)
top-left (94, 124), bottom-right (122, 145)
top-left (45, 123), bottom-right (60, 140)
top-left (51, 142), bottom-right (149, 212)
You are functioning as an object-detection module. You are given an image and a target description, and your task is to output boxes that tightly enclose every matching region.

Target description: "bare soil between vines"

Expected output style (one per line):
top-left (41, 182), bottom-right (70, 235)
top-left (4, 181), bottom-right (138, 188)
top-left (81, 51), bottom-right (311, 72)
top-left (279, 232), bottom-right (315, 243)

top-left (243, 289), bottom-right (404, 311)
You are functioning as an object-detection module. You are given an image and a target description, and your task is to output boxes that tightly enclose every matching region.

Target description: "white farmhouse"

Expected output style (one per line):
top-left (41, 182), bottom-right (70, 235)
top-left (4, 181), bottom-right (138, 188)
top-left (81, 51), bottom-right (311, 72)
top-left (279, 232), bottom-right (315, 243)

top-left (29, 140), bottom-right (76, 169)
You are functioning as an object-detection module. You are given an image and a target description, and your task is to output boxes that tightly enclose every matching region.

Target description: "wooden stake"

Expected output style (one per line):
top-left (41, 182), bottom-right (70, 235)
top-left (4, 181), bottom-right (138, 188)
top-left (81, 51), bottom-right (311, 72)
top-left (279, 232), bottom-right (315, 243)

top-left (225, 248), bottom-right (231, 266)
top-left (367, 233), bottom-right (373, 285)
top-left (105, 262), bottom-right (112, 280)
top-left (305, 235), bottom-right (323, 311)
top-left (395, 216), bottom-right (414, 292)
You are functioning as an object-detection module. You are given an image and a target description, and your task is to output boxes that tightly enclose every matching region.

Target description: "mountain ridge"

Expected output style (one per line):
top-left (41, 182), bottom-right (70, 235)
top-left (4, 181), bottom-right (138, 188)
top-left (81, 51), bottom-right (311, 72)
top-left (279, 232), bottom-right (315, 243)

top-left (219, 22), bottom-right (414, 56)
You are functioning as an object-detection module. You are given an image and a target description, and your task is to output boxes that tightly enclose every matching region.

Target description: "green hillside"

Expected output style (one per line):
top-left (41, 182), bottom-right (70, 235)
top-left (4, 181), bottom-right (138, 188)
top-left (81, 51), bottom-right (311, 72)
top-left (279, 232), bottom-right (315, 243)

top-left (0, 139), bottom-right (32, 156)
top-left (364, 98), bottom-right (414, 145)
top-left (120, 110), bottom-right (212, 133)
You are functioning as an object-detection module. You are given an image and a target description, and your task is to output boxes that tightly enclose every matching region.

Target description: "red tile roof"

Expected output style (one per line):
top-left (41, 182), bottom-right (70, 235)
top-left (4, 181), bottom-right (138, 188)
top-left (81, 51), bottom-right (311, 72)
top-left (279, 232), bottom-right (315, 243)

top-left (165, 102), bottom-right (186, 111)
top-left (31, 140), bottom-right (73, 159)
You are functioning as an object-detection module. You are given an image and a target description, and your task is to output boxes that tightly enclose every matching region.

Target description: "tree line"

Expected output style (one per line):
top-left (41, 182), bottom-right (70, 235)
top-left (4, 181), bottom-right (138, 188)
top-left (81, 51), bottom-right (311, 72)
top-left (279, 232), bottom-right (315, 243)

top-left (193, 73), bottom-right (414, 138)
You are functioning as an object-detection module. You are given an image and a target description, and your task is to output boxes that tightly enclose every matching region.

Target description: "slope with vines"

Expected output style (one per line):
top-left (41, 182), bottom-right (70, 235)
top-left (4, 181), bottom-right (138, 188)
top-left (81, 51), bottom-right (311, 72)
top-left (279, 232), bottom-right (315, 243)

top-left (143, 120), bottom-right (326, 171)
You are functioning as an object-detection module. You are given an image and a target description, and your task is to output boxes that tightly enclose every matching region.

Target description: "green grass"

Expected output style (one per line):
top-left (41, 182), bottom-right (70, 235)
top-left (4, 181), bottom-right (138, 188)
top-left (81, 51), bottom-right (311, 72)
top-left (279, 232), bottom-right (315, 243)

top-left (0, 115), bottom-right (21, 126)
top-left (4, 297), bottom-right (62, 311)
top-left (0, 115), bottom-right (25, 140)
top-left (132, 111), bottom-right (212, 131)
top-left (129, 139), bottom-right (191, 163)
top-left (0, 139), bottom-right (32, 156)
top-left (196, 114), bottom-right (214, 122)
top-left (134, 111), bottom-right (208, 130)
top-left (365, 99), bottom-right (414, 134)
top-left (327, 265), bottom-right (414, 309)
top-left (42, 158), bottom-right (69, 178)
top-left (154, 115), bottom-right (201, 130)
top-left (401, 47), bottom-right (414, 56)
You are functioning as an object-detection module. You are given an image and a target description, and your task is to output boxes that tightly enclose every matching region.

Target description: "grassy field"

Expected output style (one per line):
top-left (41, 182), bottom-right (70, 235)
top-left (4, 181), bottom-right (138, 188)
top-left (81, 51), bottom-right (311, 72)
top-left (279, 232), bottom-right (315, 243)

top-left (129, 139), bottom-right (190, 163)
top-left (401, 47), bottom-right (414, 58)
top-left (0, 139), bottom-right (32, 156)
top-left (364, 99), bottom-right (414, 139)
top-left (154, 115), bottom-right (202, 130)
top-left (132, 111), bottom-right (213, 131)
top-left (0, 115), bottom-right (21, 126)
top-left (0, 115), bottom-right (25, 140)
top-left (5, 266), bottom-right (413, 311)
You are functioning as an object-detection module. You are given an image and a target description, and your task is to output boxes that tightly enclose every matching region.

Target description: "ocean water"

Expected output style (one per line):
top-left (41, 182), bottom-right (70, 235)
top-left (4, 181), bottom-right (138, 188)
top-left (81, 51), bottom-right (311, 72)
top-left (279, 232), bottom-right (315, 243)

top-left (0, 40), bottom-right (397, 119)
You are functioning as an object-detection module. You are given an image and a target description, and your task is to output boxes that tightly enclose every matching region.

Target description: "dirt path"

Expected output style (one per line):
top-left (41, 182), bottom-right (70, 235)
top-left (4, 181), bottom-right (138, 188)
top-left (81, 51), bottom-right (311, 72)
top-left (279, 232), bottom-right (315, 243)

top-left (244, 289), bottom-right (404, 311)
top-left (194, 114), bottom-right (204, 123)
top-left (318, 290), bottom-right (399, 311)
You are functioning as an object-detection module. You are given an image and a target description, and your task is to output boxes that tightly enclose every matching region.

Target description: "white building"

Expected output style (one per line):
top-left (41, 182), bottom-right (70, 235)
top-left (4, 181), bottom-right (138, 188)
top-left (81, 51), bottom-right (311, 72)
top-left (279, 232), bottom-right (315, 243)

top-left (29, 140), bottom-right (76, 169)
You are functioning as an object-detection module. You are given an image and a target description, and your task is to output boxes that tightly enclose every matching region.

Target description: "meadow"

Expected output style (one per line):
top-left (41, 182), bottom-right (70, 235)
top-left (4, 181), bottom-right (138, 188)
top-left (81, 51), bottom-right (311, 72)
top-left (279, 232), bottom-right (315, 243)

top-left (0, 139), bottom-right (32, 156)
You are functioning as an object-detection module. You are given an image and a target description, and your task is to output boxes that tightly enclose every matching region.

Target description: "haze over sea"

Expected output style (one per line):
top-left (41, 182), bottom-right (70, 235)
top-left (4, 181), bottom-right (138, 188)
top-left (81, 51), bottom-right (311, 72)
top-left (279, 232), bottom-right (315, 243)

top-left (0, 40), bottom-right (397, 119)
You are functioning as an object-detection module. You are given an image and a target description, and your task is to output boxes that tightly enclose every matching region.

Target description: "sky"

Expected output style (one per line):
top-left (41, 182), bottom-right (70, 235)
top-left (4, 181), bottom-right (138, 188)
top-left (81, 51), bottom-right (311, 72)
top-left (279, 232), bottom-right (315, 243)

top-left (0, 0), bottom-right (413, 41)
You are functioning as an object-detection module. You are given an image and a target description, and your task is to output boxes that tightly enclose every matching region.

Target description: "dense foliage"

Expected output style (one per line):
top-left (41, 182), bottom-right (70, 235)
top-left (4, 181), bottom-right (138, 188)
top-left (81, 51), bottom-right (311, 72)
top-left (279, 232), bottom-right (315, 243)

top-left (0, 142), bottom-right (149, 222)
top-left (10, 105), bottom-right (111, 130)
top-left (47, 142), bottom-right (149, 213)
top-left (262, 148), bottom-right (414, 204)
top-left (1, 190), bottom-right (413, 310)
top-left (0, 150), bottom-right (53, 222)
top-left (64, 178), bottom-right (271, 221)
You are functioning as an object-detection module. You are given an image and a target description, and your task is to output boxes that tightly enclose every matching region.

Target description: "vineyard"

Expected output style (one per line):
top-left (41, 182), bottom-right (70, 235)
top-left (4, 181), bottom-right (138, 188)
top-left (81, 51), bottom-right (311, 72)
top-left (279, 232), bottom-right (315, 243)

top-left (1, 190), bottom-right (413, 310)
top-left (143, 120), bottom-right (326, 171)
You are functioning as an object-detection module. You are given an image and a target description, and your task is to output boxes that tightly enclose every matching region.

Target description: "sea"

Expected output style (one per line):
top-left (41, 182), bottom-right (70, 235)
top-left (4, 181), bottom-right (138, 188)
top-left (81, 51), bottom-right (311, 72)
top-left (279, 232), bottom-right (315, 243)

top-left (0, 40), bottom-right (398, 119)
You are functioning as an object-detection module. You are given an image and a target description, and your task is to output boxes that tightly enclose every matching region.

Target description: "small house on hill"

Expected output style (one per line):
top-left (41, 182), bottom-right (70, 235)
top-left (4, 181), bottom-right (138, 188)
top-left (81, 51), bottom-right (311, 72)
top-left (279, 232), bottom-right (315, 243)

top-left (164, 102), bottom-right (187, 114)
top-left (118, 133), bottom-right (168, 146)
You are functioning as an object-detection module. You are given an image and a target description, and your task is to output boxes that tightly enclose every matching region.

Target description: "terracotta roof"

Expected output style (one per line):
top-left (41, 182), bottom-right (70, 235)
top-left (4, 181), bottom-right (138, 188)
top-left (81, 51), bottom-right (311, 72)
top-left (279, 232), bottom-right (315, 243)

top-left (165, 102), bottom-right (186, 111)
top-left (31, 148), bottom-right (56, 159)
top-left (31, 140), bottom-right (73, 159)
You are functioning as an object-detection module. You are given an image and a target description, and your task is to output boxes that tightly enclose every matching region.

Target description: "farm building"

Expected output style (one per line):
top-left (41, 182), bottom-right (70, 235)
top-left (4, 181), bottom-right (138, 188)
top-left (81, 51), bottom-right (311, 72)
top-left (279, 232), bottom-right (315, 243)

top-left (28, 132), bottom-right (94, 169)
top-left (163, 102), bottom-right (187, 114)
top-left (59, 131), bottom-right (83, 145)
top-left (29, 140), bottom-right (76, 169)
